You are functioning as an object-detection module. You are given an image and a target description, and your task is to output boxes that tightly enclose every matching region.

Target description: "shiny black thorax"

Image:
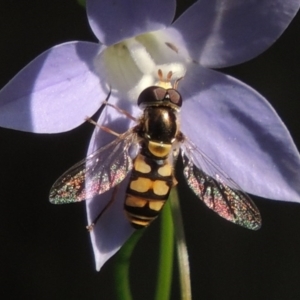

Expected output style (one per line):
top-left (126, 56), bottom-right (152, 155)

top-left (143, 106), bottom-right (178, 142)
top-left (136, 106), bottom-right (179, 157)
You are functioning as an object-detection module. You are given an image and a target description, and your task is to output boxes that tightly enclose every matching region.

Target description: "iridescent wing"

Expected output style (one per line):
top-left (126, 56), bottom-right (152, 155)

top-left (180, 135), bottom-right (261, 230)
top-left (49, 129), bottom-right (138, 204)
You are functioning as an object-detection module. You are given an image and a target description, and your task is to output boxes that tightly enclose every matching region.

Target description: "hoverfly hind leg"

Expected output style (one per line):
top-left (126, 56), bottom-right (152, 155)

top-left (86, 186), bottom-right (120, 232)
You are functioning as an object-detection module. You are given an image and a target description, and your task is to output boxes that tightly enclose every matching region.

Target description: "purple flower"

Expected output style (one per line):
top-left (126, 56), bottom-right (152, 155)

top-left (1, 0), bottom-right (300, 270)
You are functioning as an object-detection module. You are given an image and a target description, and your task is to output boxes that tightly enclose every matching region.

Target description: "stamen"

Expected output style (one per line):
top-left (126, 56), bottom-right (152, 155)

top-left (94, 32), bottom-right (187, 101)
top-left (125, 38), bottom-right (156, 74)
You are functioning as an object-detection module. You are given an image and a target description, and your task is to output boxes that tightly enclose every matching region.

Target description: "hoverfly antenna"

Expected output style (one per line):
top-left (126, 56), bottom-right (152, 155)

top-left (166, 70), bottom-right (173, 81)
top-left (156, 69), bottom-right (183, 90)
top-left (157, 69), bottom-right (173, 89)
top-left (157, 69), bottom-right (173, 82)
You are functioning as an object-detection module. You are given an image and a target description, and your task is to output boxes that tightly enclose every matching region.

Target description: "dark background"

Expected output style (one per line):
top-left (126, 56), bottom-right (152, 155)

top-left (1, 1), bottom-right (300, 299)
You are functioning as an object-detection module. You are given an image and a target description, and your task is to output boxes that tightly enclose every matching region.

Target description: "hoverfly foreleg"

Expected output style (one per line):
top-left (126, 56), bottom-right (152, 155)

top-left (85, 99), bottom-right (137, 137)
top-left (85, 117), bottom-right (120, 137)
top-left (86, 186), bottom-right (120, 232)
top-left (102, 101), bottom-right (137, 122)
top-left (84, 88), bottom-right (121, 136)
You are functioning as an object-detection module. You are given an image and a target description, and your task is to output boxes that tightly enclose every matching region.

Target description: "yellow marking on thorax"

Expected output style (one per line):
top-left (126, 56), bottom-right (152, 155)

top-left (134, 155), bottom-right (151, 173)
top-left (157, 164), bottom-right (172, 176)
top-left (148, 141), bottom-right (171, 157)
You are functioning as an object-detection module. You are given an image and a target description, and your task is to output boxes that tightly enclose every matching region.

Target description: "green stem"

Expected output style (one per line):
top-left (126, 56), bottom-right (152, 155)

top-left (76, 0), bottom-right (86, 7)
top-left (154, 201), bottom-right (174, 300)
top-left (170, 188), bottom-right (192, 300)
top-left (114, 229), bottom-right (145, 300)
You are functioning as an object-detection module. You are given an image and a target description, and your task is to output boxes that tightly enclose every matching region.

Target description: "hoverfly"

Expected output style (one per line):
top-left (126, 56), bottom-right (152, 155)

top-left (49, 70), bottom-right (261, 230)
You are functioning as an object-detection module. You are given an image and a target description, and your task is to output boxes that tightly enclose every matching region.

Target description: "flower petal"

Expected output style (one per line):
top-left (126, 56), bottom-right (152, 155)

top-left (87, 0), bottom-right (176, 46)
top-left (180, 64), bottom-right (300, 201)
top-left (171, 0), bottom-right (300, 67)
top-left (86, 94), bottom-right (140, 270)
top-left (0, 41), bottom-right (106, 133)
top-left (86, 182), bottom-right (135, 271)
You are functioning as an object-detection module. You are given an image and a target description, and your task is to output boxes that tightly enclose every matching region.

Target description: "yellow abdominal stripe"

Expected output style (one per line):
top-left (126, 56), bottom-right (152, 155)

top-left (157, 164), bottom-right (172, 176)
top-left (130, 177), bottom-right (170, 195)
top-left (130, 177), bottom-right (152, 193)
top-left (132, 219), bottom-right (150, 225)
top-left (149, 200), bottom-right (165, 211)
top-left (134, 154), bottom-right (172, 176)
top-left (153, 180), bottom-right (169, 195)
top-left (125, 195), bottom-right (147, 207)
top-left (126, 195), bottom-right (165, 211)
top-left (134, 155), bottom-right (151, 173)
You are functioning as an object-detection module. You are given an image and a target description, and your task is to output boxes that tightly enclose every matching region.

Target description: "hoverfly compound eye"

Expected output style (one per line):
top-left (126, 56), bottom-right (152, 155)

top-left (167, 89), bottom-right (182, 108)
top-left (137, 86), bottom-right (167, 108)
top-left (154, 87), bottom-right (168, 101)
top-left (137, 86), bottom-right (182, 109)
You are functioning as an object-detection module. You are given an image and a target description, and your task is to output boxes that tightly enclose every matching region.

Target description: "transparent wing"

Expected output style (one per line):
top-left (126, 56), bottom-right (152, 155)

top-left (180, 135), bottom-right (261, 230)
top-left (49, 129), bottom-right (138, 204)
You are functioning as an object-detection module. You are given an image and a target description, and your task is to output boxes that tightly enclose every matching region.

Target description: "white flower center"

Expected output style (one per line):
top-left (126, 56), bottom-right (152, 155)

top-left (94, 31), bottom-right (187, 101)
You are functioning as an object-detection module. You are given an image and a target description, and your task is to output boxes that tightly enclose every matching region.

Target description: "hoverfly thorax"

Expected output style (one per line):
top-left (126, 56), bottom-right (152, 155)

top-left (137, 85), bottom-right (182, 159)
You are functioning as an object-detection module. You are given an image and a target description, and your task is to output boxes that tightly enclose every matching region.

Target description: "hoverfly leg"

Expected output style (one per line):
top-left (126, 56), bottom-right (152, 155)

top-left (85, 99), bottom-right (137, 137)
top-left (85, 117), bottom-right (121, 137)
top-left (86, 223), bottom-right (95, 232)
top-left (102, 101), bottom-right (137, 122)
top-left (172, 177), bottom-right (178, 187)
top-left (86, 186), bottom-right (120, 232)
top-left (174, 76), bottom-right (184, 90)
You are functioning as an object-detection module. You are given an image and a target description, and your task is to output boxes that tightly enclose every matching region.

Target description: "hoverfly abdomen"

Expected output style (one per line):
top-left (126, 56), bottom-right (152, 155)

top-left (125, 154), bottom-right (174, 229)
